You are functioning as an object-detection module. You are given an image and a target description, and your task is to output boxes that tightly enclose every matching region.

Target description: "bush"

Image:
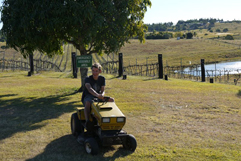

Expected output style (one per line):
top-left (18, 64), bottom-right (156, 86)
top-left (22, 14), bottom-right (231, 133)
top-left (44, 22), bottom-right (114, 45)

top-left (174, 32), bottom-right (183, 37)
top-left (225, 35), bottom-right (234, 40)
top-left (186, 32), bottom-right (193, 39)
top-left (223, 28), bottom-right (228, 32)
top-left (145, 32), bottom-right (173, 39)
top-left (216, 29), bottom-right (221, 32)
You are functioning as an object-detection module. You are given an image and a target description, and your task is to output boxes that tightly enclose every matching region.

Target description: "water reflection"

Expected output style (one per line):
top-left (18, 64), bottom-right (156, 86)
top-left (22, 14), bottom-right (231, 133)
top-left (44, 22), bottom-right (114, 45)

top-left (184, 61), bottom-right (241, 76)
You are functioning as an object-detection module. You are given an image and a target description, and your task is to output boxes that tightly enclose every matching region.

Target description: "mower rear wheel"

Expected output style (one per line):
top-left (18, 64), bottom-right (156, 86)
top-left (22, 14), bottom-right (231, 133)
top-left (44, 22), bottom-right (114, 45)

top-left (84, 138), bottom-right (99, 155)
top-left (123, 134), bottom-right (137, 152)
top-left (71, 113), bottom-right (84, 137)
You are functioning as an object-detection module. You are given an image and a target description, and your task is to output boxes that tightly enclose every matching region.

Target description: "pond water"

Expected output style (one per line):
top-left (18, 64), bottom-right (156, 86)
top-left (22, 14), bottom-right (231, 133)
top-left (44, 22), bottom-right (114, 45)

top-left (183, 61), bottom-right (241, 76)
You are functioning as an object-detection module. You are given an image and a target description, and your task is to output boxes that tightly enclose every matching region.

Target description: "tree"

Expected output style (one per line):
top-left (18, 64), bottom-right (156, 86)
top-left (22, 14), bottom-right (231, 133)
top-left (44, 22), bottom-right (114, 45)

top-left (186, 32), bottom-right (193, 39)
top-left (193, 32), bottom-right (197, 37)
top-left (223, 28), bottom-right (229, 32)
top-left (174, 32), bottom-right (183, 38)
top-left (1, 0), bottom-right (151, 90)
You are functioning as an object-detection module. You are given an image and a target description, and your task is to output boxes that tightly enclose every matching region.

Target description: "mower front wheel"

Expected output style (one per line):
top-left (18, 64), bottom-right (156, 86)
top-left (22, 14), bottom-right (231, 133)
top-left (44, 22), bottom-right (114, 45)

top-left (123, 134), bottom-right (137, 152)
top-left (71, 113), bottom-right (84, 137)
top-left (84, 138), bottom-right (99, 155)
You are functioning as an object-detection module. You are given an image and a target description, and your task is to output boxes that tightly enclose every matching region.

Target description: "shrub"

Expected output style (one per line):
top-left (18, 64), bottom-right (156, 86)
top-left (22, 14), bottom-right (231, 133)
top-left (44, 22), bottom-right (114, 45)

top-left (223, 28), bottom-right (228, 32)
top-left (186, 32), bottom-right (193, 39)
top-left (145, 32), bottom-right (172, 39)
top-left (216, 29), bottom-right (221, 32)
top-left (225, 35), bottom-right (234, 40)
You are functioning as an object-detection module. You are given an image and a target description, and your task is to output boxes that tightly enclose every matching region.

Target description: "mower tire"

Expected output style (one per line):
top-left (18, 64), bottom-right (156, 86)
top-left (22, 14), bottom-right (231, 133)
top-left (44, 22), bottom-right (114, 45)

top-left (71, 113), bottom-right (83, 137)
top-left (123, 134), bottom-right (137, 152)
top-left (84, 138), bottom-right (99, 155)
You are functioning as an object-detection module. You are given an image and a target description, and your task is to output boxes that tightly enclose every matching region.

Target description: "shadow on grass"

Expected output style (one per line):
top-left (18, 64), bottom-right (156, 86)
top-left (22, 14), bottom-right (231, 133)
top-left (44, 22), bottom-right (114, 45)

top-left (237, 90), bottom-right (241, 97)
top-left (27, 134), bottom-right (132, 161)
top-left (109, 75), bottom-right (122, 80)
top-left (143, 77), bottom-right (160, 81)
top-left (0, 94), bottom-right (18, 98)
top-left (0, 91), bottom-right (80, 141)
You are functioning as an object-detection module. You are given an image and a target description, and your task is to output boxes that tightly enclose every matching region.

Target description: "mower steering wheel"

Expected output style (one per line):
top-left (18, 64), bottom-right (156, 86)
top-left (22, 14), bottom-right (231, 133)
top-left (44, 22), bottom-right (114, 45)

top-left (102, 96), bottom-right (110, 102)
top-left (98, 96), bottom-right (110, 104)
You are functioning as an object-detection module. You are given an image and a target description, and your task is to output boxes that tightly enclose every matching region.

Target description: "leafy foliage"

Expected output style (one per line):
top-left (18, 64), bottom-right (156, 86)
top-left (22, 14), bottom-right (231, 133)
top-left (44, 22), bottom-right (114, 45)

top-left (1, 0), bottom-right (151, 57)
top-left (146, 18), bottom-right (229, 32)
top-left (174, 32), bottom-right (184, 38)
top-left (146, 22), bottom-right (173, 32)
top-left (146, 31), bottom-right (173, 39)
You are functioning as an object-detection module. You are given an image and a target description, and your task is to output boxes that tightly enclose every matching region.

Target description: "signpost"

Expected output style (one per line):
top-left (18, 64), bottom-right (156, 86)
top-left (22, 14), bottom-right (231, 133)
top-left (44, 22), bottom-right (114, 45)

top-left (76, 55), bottom-right (92, 68)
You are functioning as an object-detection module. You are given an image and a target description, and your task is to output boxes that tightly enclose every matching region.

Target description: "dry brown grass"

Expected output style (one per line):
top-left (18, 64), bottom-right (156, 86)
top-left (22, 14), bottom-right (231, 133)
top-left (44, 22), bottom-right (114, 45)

top-left (119, 39), bottom-right (241, 67)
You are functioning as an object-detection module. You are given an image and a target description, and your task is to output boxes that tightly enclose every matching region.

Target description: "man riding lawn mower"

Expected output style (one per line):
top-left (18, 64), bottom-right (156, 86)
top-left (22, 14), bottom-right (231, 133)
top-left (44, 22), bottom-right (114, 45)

top-left (70, 63), bottom-right (137, 155)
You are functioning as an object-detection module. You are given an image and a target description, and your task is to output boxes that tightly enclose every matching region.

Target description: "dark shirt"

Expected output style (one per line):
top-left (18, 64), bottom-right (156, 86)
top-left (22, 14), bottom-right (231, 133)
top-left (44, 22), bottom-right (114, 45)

top-left (81, 75), bottom-right (105, 102)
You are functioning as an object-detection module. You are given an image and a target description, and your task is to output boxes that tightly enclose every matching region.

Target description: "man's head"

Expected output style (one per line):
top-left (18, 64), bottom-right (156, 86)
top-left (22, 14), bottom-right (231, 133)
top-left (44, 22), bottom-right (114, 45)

top-left (91, 63), bottom-right (102, 78)
top-left (91, 63), bottom-right (102, 71)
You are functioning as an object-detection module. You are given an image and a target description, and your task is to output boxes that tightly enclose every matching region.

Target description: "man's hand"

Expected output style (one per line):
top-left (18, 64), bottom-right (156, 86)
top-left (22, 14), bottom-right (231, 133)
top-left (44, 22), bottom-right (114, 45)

top-left (97, 94), bottom-right (104, 100)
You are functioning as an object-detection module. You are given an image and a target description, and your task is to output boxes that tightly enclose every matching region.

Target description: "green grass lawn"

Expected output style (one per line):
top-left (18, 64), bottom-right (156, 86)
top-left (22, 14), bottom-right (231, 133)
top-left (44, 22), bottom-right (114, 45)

top-left (0, 71), bottom-right (240, 160)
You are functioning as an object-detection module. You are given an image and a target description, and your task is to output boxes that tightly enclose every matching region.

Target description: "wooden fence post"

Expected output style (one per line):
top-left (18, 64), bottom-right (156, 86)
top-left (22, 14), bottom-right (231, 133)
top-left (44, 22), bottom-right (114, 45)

top-left (118, 53), bottom-right (123, 77)
top-left (29, 54), bottom-right (34, 75)
top-left (71, 52), bottom-right (77, 78)
top-left (201, 59), bottom-right (205, 82)
top-left (158, 54), bottom-right (163, 79)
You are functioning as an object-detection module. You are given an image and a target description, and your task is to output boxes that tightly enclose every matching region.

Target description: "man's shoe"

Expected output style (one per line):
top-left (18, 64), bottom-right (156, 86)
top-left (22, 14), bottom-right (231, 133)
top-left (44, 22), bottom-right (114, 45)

top-left (85, 120), bottom-right (91, 131)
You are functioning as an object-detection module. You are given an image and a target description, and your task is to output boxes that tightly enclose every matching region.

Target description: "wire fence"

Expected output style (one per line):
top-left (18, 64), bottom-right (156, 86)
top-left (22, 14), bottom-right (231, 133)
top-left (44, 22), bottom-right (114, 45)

top-left (121, 61), bottom-right (241, 86)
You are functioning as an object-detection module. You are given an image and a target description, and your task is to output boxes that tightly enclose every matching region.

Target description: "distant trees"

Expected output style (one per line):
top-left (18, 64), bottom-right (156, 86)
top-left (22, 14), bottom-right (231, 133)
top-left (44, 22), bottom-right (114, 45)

top-left (176, 18), bottom-right (218, 30)
top-left (146, 18), bottom-right (238, 32)
top-left (209, 19), bottom-right (216, 28)
top-left (145, 31), bottom-right (196, 40)
top-left (146, 31), bottom-right (173, 39)
top-left (174, 32), bottom-right (184, 38)
top-left (146, 22), bottom-right (173, 32)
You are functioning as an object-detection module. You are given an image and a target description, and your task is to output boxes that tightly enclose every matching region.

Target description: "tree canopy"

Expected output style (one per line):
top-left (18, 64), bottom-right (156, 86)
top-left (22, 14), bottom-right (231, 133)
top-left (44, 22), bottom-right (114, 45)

top-left (1, 0), bottom-right (151, 57)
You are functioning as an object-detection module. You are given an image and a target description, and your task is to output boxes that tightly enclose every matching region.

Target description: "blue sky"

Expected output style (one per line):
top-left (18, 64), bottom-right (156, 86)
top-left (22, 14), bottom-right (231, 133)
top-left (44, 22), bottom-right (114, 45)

top-left (144, 0), bottom-right (241, 24)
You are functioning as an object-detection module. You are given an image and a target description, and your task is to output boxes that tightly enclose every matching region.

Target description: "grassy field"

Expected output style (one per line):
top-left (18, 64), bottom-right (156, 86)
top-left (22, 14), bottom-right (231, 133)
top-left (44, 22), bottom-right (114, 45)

top-left (0, 71), bottom-right (240, 160)
top-left (119, 39), bottom-right (241, 66)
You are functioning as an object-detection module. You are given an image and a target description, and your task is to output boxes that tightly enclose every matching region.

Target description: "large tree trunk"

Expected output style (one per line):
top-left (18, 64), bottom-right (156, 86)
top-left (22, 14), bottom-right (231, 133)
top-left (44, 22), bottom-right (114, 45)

top-left (77, 45), bottom-right (89, 92)
top-left (78, 66), bottom-right (88, 92)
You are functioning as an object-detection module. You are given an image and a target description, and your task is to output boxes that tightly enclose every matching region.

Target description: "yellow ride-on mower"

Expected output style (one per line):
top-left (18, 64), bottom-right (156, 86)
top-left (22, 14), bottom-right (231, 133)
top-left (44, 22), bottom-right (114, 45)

top-left (70, 97), bottom-right (137, 155)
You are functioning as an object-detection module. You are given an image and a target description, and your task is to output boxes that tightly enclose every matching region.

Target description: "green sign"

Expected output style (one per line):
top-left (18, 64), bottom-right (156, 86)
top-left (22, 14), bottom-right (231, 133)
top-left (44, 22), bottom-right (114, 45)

top-left (76, 55), bottom-right (92, 68)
